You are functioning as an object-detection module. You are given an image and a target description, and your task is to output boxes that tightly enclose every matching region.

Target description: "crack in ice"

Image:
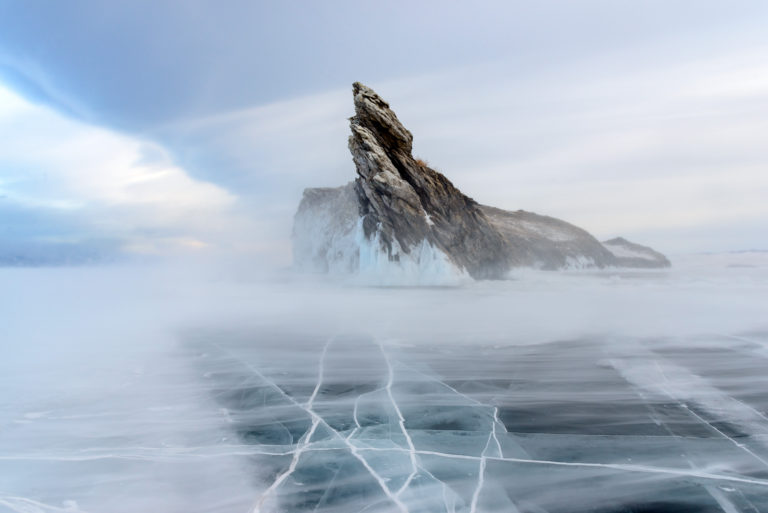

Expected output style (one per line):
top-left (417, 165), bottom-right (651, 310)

top-left (619, 361), bottom-right (746, 513)
top-left (469, 407), bottom-right (505, 513)
top-left (195, 336), bottom-right (768, 513)
top-left (207, 341), bottom-right (410, 513)
top-left (377, 341), bottom-right (420, 498)
top-left (389, 449), bottom-right (768, 488)
top-left (648, 360), bottom-right (768, 469)
top-left (397, 361), bottom-right (506, 455)
top-left (250, 335), bottom-right (332, 512)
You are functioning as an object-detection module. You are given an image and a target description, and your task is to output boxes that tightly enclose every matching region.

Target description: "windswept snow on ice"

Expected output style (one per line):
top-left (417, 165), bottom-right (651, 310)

top-left (187, 327), bottom-right (768, 513)
top-left (2, 252), bottom-right (768, 512)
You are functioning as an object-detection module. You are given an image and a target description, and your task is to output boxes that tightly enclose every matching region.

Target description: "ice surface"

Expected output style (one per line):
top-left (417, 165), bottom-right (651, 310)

top-left (1, 253), bottom-right (768, 512)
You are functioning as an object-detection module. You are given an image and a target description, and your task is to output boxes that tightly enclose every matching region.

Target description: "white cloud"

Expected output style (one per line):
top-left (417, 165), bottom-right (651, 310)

top-left (0, 84), bottom-right (239, 256)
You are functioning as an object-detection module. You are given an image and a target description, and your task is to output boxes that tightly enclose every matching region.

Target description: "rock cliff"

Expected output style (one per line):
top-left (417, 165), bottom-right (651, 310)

top-left (601, 237), bottom-right (671, 268)
top-left (348, 82), bottom-right (510, 279)
top-left (293, 83), bottom-right (670, 280)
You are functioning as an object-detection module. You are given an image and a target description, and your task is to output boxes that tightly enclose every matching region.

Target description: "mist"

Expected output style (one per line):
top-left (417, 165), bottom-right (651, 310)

top-left (2, 252), bottom-right (767, 512)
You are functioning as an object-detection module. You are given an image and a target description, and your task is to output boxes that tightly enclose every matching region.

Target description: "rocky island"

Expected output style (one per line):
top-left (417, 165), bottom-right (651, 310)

top-left (293, 82), bottom-right (669, 282)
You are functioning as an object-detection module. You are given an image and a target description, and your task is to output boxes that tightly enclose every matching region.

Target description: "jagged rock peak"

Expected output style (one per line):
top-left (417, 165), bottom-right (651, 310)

top-left (351, 82), bottom-right (413, 154)
top-left (291, 83), bottom-right (672, 282)
top-left (347, 83), bottom-right (511, 279)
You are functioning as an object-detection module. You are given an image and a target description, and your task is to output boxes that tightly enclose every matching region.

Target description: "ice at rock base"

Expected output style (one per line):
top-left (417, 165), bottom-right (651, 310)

top-left (292, 213), bottom-right (470, 287)
top-left (356, 222), bottom-right (470, 287)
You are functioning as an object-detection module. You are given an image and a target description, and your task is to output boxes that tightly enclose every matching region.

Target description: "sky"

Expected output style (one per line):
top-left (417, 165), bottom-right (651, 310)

top-left (1, 0), bottom-right (767, 265)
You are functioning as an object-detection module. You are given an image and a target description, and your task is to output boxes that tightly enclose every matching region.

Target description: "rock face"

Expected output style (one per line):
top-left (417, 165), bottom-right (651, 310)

top-left (348, 82), bottom-right (510, 279)
top-left (292, 184), bottom-right (359, 273)
top-left (292, 83), bottom-right (670, 280)
top-left (479, 206), bottom-right (618, 270)
top-left (601, 237), bottom-right (671, 268)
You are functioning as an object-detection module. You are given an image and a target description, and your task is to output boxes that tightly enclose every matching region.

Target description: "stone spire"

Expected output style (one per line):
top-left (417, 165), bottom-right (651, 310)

top-left (347, 82), bottom-right (511, 279)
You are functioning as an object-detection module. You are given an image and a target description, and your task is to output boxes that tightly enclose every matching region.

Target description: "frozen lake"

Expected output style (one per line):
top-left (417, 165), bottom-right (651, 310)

top-left (2, 253), bottom-right (768, 512)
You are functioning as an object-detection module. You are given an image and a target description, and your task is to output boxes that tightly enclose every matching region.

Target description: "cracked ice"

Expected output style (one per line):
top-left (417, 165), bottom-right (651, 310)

top-left (189, 328), bottom-right (768, 513)
top-left (3, 253), bottom-right (768, 512)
